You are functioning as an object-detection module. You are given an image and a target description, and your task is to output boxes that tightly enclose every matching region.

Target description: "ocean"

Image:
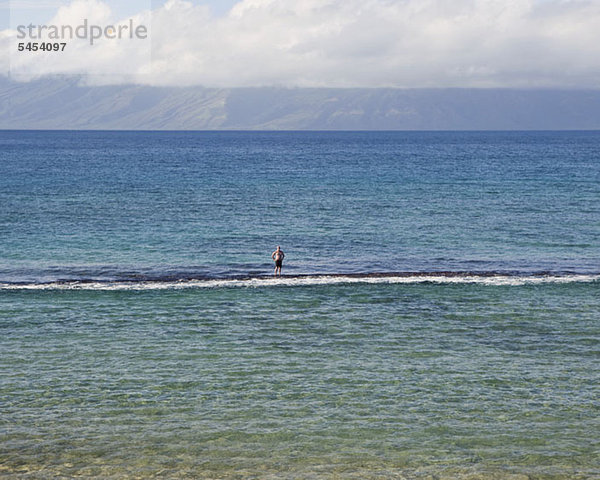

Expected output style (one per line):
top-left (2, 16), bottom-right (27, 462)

top-left (1, 130), bottom-right (599, 479)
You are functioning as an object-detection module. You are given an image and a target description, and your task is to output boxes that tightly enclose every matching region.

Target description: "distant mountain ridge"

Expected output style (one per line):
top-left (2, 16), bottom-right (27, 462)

top-left (1, 77), bottom-right (600, 130)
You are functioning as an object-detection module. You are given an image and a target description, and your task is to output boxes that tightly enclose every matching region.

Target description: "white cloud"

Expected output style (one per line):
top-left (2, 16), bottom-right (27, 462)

top-left (2, 0), bottom-right (600, 87)
top-left (1, 1), bottom-right (67, 8)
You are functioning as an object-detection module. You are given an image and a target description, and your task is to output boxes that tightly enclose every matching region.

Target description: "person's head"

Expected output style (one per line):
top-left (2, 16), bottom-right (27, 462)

top-left (276, 245), bottom-right (281, 250)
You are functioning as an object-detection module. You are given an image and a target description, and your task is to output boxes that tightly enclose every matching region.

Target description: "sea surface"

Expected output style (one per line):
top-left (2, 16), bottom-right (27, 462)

top-left (1, 130), bottom-right (599, 479)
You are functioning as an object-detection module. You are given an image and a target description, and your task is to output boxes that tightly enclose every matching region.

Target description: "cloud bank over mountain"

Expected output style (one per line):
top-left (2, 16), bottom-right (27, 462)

top-left (2, 0), bottom-right (600, 88)
top-left (2, 77), bottom-right (600, 130)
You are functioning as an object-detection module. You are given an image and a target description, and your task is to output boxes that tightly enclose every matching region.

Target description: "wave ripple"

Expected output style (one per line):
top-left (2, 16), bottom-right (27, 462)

top-left (1, 271), bottom-right (598, 290)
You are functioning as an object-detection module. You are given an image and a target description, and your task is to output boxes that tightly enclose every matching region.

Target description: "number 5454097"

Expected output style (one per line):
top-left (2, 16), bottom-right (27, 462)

top-left (17, 42), bottom-right (66, 51)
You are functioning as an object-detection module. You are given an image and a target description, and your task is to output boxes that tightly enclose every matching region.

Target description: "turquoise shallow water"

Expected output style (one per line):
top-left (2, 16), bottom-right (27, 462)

top-left (1, 282), bottom-right (599, 479)
top-left (1, 130), bottom-right (599, 478)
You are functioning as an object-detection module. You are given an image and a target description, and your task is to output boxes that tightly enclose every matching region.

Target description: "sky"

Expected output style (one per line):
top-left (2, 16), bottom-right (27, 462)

top-left (1, 0), bottom-right (600, 88)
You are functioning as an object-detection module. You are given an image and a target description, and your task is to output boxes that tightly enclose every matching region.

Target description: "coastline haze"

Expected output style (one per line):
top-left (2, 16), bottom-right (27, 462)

top-left (2, 77), bottom-right (600, 130)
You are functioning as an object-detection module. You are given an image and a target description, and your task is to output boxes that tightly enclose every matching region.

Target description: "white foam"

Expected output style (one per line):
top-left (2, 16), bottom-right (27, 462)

top-left (1, 274), bottom-right (598, 291)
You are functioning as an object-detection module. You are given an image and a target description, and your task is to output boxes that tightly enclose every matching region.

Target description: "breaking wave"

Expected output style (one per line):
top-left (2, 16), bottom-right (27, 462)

top-left (1, 271), bottom-right (598, 291)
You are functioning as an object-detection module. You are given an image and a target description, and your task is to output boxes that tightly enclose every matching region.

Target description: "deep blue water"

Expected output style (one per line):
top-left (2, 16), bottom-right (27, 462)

top-left (1, 130), bottom-right (599, 283)
top-left (1, 131), bottom-right (599, 479)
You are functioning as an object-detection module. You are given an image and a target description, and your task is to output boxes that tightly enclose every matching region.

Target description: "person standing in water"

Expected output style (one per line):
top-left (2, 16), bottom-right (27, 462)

top-left (271, 246), bottom-right (285, 276)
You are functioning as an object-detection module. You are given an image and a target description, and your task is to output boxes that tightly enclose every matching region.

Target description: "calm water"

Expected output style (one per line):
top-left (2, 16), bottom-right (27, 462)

top-left (1, 131), bottom-right (599, 479)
